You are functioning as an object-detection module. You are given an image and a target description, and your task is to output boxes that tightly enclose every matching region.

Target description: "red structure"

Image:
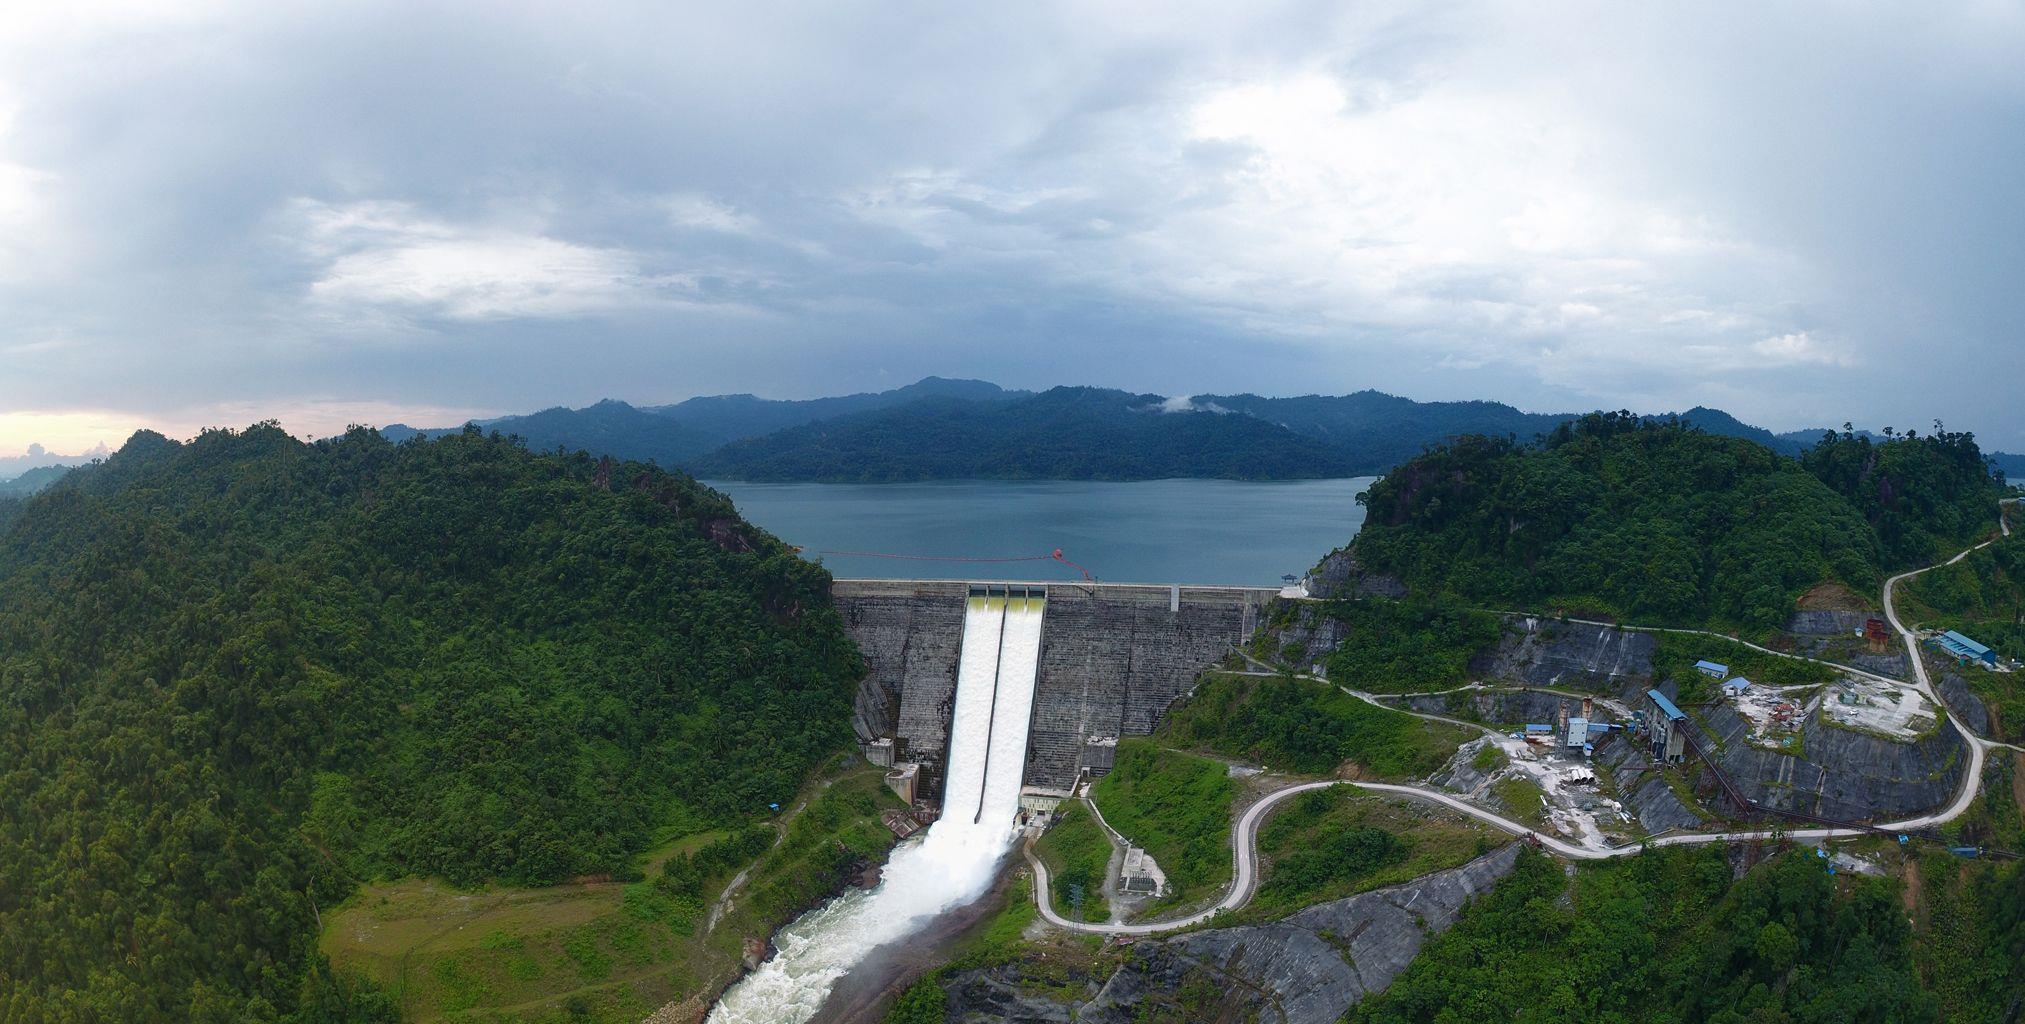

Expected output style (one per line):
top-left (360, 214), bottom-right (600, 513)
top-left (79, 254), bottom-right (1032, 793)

top-left (1864, 618), bottom-right (1891, 653)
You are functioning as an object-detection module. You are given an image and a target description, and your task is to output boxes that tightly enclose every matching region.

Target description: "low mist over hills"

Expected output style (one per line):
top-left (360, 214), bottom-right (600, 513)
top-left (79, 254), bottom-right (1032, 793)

top-left (371, 377), bottom-right (2025, 484)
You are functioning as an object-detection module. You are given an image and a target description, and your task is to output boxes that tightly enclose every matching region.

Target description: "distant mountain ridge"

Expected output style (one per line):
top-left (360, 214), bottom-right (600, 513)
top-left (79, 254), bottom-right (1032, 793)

top-left (1196, 391), bottom-right (1571, 474)
top-left (687, 386), bottom-right (1356, 481)
top-left (373, 376), bottom-right (2014, 483)
top-left (384, 399), bottom-right (728, 465)
top-left (646, 375), bottom-right (1025, 441)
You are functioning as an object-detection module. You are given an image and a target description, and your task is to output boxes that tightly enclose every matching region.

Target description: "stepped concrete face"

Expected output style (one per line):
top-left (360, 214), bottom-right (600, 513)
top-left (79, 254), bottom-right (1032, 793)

top-left (1024, 584), bottom-right (1272, 791)
top-left (834, 580), bottom-right (1272, 802)
top-left (833, 580), bottom-right (969, 800)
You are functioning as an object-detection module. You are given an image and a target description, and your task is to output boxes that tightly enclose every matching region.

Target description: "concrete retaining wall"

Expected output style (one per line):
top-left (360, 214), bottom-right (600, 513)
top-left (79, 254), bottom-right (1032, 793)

top-left (833, 579), bottom-right (969, 801)
top-left (1025, 584), bottom-right (1272, 792)
top-left (833, 579), bottom-right (1271, 803)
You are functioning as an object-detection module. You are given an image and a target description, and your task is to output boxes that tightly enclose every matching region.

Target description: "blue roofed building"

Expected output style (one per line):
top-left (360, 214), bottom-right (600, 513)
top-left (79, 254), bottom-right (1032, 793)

top-left (1932, 630), bottom-right (1997, 667)
top-left (1646, 689), bottom-right (1689, 763)
top-left (1694, 660), bottom-right (1729, 679)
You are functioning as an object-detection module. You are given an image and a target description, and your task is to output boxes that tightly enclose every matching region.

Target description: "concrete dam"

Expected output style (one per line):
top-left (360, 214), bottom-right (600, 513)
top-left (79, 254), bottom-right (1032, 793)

top-left (838, 578), bottom-right (1277, 806)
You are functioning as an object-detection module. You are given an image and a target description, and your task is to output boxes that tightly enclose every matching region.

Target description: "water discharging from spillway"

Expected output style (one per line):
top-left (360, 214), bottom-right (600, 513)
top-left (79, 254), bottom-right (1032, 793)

top-left (708, 588), bottom-right (1046, 1024)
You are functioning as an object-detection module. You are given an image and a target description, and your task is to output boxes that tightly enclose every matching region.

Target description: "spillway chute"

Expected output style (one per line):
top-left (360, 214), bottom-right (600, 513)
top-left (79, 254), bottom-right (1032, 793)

top-left (707, 584), bottom-right (1046, 1024)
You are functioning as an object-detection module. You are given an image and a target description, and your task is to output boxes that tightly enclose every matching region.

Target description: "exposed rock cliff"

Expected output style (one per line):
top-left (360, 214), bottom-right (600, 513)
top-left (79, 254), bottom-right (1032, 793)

top-left (1395, 688), bottom-right (1597, 727)
top-left (1695, 703), bottom-right (1967, 822)
top-left (938, 846), bottom-right (1523, 1024)
top-left (1304, 548), bottom-right (1406, 600)
top-left (1592, 732), bottom-right (1706, 833)
top-left (1937, 671), bottom-right (1992, 736)
top-left (1467, 616), bottom-right (1656, 690)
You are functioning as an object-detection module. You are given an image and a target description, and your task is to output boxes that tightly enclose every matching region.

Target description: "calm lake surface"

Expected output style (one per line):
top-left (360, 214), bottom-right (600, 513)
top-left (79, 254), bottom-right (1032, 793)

top-left (703, 477), bottom-right (1376, 587)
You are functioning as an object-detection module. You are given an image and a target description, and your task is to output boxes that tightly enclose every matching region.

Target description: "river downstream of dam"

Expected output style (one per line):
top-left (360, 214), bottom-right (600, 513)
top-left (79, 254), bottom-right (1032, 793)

top-left (707, 589), bottom-right (1047, 1024)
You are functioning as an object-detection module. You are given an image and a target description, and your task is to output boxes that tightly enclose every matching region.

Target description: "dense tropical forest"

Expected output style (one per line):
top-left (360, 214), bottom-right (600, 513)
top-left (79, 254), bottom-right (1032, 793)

top-left (1350, 412), bottom-right (2007, 631)
top-left (0, 425), bottom-right (861, 1022)
top-left (1351, 845), bottom-right (2025, 1024)
top-left (688, 386), bottom-right (1357, 482)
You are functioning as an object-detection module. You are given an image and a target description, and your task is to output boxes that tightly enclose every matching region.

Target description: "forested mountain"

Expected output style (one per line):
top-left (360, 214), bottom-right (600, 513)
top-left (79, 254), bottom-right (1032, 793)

top-left (1196, 391), bottom-right (1572, 473)
top-left (646, 375), bottom-right (1025, 442)
top-left (1801, 425), bottom-right (2009, 567)
top-left (381, 399), bottom-right (727, 466)
top-left (1668, 405), bottom-right (1807, 455)
top-left (0, 463), bottom-right (71, 497)
top-left (1351, 413), bottom-right (1899, 630)
top-left (1351, 845), bottom-right (2017, 1023)
top-left (0, 425), bottom-right (860, 1021)
top-left (1992, 450), bottom-right (2025, 479)
top-left (688, 386), bottom-right (1357, 481)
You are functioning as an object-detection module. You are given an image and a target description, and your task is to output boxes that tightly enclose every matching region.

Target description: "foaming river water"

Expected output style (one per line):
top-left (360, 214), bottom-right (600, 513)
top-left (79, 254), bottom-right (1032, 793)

top-left (707, 592), bottom-right (1045, 1024)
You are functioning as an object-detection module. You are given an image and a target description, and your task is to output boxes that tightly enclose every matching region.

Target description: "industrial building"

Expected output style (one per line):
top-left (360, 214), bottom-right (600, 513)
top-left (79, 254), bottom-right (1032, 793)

top-left (1694, 660), bottom-right (1728, 679)
top-left (1721, 678), bottom-right (1751, 698)
top-left (1931, 630), bottom-right (1997, 667)
top-left (1646, 689), bottom-right (1688, 763)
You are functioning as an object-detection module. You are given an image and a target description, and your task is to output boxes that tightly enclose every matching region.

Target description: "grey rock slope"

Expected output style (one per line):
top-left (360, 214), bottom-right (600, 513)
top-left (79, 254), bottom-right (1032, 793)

top-left (1469, 616), bottom-right (1656, 690)
top-left (1075, 845), bottom-right (1522, 1024)
top-left (1593, 732), bottom-right (1706, 833)
top-left (1937, 671), bottom-right (1991, 736)
top-left (1695, 703), bottom-right (1966, 822)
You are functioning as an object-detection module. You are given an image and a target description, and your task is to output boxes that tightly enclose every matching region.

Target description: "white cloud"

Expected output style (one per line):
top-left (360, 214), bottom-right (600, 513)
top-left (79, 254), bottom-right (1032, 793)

top-left (663, 194), bottom-right (759, 235)
top-left (1754, 331), bottom-right (1855, 368)
top-left (290, 199), bottom-right (698, 321)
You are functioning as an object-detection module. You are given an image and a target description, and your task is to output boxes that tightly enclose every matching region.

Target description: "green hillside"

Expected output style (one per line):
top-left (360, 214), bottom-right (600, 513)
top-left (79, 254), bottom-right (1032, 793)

top-left (1350, 413), bottom-right (2006, 632)
top-left (0, 425), bottom-right (861, 1021)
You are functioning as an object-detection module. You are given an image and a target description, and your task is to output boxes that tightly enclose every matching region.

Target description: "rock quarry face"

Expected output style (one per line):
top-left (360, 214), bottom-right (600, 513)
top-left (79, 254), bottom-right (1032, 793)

top-left (1592, 732), bottom-right (1706, 833)
top-left (1467, 617), bottom-right (1657, 690)
top-left (1303, 548), bottom-right (1406, 601)
top-left (1785, 609), bottom-right (1872, 636)
top-left (939, 846), bottom-right (1523, 1024)
top-left (1693, 702), bottom-right (1966, 823)
top-left (1937, 671), bottom-right (1992, 736)
top-left (1266, 607), bottom-right (1656, 693)
top-left (1397, 688), bottom-right (1597, 726)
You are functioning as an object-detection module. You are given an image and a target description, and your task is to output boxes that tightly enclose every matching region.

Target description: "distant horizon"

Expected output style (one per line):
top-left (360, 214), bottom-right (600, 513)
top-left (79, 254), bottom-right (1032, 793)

top-left (4, 4), bottom-right (2022, 461)
top-left (5, 376), bottom-right (2017, 463)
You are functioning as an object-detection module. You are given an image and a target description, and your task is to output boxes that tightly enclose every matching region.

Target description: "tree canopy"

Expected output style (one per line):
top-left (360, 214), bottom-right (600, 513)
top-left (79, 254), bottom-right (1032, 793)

top-left (1350, 413), bottom-right (2004, 631)
top-left (0, 424), bottom-right (860, 1021)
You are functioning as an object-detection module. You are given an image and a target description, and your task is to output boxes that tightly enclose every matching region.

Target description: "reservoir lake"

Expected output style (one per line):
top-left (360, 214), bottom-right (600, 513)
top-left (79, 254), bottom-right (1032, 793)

top-left (703, 477), bottom-right (1376, 587)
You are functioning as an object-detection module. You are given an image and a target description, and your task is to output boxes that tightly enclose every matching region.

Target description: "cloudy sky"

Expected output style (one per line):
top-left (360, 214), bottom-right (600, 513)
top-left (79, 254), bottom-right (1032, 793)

top-left (3, 1), bottom-right (2023, 456)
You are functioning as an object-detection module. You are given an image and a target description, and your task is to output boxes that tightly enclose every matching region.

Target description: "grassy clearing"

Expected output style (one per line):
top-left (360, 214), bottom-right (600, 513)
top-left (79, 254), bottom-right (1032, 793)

top-left (322, 761), bottom-right (901, 1022)
top-left (1489, 776), bottom-right (1547, 829)
top-left (1161, 671), bottom-right (1471, 780)
top-left (1032, 802), bottom-right (1112, 923)
top-left (1246, 788), bottom-right (1498, 918)
top-left (1088, 741), bottom-right (1237, 907)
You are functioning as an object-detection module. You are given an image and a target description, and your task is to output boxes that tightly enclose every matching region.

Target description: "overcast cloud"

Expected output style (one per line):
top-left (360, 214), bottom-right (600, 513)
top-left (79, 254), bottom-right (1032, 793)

top-left (1, 1), bottom-right (2022, 454)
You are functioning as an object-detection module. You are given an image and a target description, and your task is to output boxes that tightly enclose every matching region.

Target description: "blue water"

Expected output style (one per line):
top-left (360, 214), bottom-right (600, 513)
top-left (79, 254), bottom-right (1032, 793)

top-left (703, 477), bottom-right (1376, 587)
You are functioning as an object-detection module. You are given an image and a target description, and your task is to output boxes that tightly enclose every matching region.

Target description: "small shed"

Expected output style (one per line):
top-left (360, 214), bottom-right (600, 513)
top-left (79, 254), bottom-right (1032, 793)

top-left (1721, 678), bottom-right (1751, 698)
top-left (1694, 660), bottom-right (1729, 679)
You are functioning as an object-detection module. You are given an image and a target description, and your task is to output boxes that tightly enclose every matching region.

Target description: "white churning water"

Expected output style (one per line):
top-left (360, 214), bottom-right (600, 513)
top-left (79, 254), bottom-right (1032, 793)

top-left (707, 589), bottom-right (1045, 1024)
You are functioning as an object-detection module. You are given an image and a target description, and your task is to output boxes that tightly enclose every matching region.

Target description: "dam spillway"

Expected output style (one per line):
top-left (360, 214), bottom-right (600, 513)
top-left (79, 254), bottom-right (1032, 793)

top-left (839, 579), bottom-right (1275, 799)
top-left (707, 586), bottom-right (1046, 1024)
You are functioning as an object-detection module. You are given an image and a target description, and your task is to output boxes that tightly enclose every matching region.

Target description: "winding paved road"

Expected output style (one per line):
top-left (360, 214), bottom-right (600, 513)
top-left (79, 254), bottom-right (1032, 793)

top-left (1028, 499), bottom-right (2022, 936)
